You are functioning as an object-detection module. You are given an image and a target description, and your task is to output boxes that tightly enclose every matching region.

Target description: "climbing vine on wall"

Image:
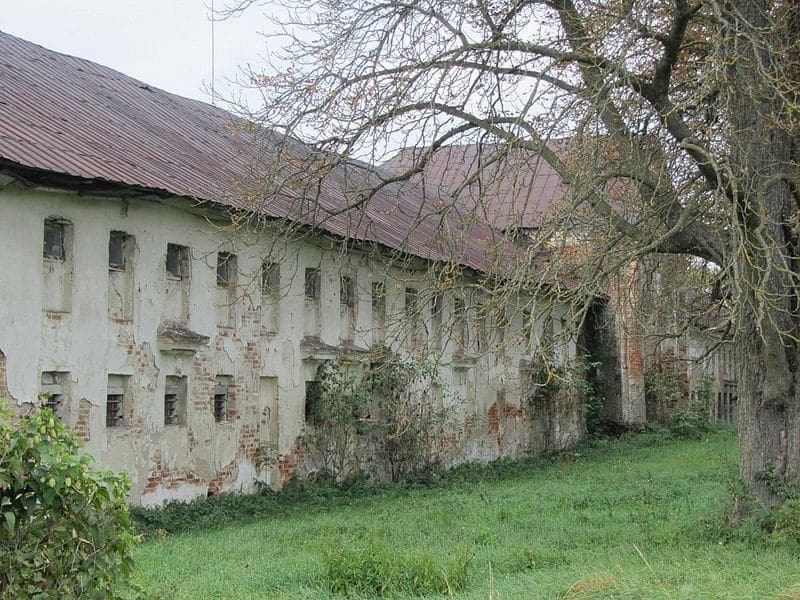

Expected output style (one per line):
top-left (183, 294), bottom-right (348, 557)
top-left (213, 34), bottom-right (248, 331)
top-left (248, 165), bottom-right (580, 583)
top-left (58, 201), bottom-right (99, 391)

top-left (300, 351), bottom-right (459, 482)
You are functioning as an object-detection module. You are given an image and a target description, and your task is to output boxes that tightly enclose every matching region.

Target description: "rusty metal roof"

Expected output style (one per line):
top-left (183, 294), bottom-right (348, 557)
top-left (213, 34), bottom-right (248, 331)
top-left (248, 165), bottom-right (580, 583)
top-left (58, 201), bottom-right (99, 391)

top-left (382, 143), bottom-right (568, 231)
top-left (0, 30), bottom-right (514, 274)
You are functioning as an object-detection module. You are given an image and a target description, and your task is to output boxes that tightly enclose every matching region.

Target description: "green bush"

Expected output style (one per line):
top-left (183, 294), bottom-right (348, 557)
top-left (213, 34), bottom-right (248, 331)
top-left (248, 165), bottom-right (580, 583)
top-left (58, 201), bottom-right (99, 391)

top-left (774, 498), bottom-right (800, 543)
top-left (0, 403), bottom-right (137, 598)
top-left (320, 539), bottom-right (472, 596)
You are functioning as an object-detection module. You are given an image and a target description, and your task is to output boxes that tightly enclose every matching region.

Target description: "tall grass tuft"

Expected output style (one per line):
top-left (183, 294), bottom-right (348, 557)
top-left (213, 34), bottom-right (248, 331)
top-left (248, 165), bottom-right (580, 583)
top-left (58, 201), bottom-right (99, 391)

top-left (320, 539), bottom-right (473, 596)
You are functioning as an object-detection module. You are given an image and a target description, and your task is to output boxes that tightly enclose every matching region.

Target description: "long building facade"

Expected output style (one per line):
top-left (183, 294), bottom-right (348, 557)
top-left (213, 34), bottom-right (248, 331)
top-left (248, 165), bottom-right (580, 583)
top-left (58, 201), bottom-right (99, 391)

top-left (0, 32), bottom-right (584, 505)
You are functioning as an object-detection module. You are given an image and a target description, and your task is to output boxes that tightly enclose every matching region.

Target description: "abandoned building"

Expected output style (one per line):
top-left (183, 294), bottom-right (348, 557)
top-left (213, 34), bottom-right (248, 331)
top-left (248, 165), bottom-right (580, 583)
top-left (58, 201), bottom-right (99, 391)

top-left (0, 32), bottom-right (733, 505)
top-left (0, 31), bottom-right (591, 505)
top-left (383, 144), bottom-right (737, 426)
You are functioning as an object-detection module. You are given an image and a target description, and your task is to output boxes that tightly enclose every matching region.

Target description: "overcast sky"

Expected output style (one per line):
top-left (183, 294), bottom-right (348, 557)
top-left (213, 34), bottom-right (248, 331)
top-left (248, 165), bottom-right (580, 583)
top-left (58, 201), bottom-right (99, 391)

top-left (0, 0), bottom-right (274, 107)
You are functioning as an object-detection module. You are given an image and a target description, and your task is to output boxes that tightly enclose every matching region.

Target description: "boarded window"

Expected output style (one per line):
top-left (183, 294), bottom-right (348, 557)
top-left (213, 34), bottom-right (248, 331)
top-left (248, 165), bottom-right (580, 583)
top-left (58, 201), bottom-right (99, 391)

top-left (214, 376), bottom-right (232, 423)
top-left (305, 268), bottom-right (321, 300)
top-left (304, 379), bottom-right (323, 425)
top-left (261, 261), bottom-right (279, 293)
top-left (372, 281), bottom-right (385, 320)
top-left (371, 281), bottom-right (386, 344)
top-left (521, 309), bottom-right (533, 351)
top-left (261, 261), bottom-right (280, 332)
top-left (42, 219), bottom-right (73, 313)
top-left (216, 252), bottom-right (236, 287)
top-left (303, 268), bottom-right (322, 337)
top-left (340, 275), bottom-right (355, 308)
top-left (166, 243), bottom-right (189, 279)
top-left (108, 232), bottom-right (135, 320)
top-left (454, 296), bottom-right (468, 350)
top-left (406, 287), bottom-right (424, 346)
top-left (164, 376), bottom-right (187, 426)
top-left (405, 287), bottom-right (419, 318)
top-left (40, 371), bottom-right (67, 418)
top-left (496, 307), bottom-right (508, 345)
top-left (43, 219), bottom-right (66, 260)
top-left (108, 231), bottom-right (132, 270)
top-left (340, 274), bottom-right (357, 342)
top-left (431, 293), bottom-right (443, 349)
top-left (106, 374), bottom-right (128, 427)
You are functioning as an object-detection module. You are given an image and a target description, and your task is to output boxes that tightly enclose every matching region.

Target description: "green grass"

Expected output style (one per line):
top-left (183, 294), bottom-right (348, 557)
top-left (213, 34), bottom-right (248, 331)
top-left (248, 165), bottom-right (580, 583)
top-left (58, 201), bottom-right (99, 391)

top-left (128, 430), bottom-right (800, 599)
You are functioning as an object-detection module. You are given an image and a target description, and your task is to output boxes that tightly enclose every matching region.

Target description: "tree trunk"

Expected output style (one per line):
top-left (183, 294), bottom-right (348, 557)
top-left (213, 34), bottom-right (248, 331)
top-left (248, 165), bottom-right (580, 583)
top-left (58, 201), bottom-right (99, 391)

top-left (728, 0), bottom-right (800, 503)
top-left (737, 321), bottom-right (799, 504)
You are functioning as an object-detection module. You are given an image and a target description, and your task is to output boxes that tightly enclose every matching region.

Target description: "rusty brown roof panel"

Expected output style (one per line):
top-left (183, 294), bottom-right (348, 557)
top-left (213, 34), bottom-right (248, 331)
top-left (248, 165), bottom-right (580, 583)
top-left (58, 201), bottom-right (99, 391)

top-left (0, 30), bottom-right (519, 273)
top-left (382, 144), bottom-right (569, 231)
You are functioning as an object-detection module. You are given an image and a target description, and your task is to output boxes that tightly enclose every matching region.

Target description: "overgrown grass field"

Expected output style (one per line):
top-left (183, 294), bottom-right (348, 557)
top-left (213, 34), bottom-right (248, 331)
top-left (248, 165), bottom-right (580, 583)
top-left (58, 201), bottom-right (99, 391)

top-left (129, 430), bottom-right (800, 598)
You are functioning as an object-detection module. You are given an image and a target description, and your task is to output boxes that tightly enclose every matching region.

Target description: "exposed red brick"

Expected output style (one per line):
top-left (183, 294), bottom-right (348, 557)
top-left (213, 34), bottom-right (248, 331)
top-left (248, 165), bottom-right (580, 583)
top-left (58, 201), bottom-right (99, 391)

top-left (0, 348), bottom-right (8, 398)
top-left (73, 398), bottom-right (92, 442)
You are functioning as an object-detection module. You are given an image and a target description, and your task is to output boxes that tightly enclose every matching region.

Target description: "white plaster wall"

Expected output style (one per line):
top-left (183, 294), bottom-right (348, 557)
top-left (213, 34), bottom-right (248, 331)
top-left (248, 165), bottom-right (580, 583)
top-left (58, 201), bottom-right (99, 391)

top-left (0, 183), bottom-right (583, 505)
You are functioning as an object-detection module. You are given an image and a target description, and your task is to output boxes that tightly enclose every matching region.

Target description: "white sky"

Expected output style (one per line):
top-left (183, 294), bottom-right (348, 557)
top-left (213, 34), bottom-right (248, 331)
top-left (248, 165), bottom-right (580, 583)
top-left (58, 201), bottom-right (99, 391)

top-left (0, 0), bottom-right (275, 107)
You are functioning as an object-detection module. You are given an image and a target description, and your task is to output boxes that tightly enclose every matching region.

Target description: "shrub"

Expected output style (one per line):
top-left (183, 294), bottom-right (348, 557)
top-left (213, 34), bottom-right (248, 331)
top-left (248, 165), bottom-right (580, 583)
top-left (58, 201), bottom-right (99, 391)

top-left (301, 352), bottom-right (459, 482)
top-left (0, 402), bottom-right (136, 598)
top-left (774, 498), bottom-right (800, 543)
top-left (320, 539), bottom-right (472, 596)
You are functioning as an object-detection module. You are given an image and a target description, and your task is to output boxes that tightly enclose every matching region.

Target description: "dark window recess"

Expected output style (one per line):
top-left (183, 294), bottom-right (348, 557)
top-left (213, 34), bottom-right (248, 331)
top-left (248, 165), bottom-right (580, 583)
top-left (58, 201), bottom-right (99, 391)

top-left (523, 309), bottom-right (534, 348)
top-left (431, 293), bottom-right (443, 319)
top-left (166, 243), bottom-right (188, 279)
top-left (340, 275), bottom-right (355, 307)
top-left (43, 393), bottom-right (62, 414)
top-left (43, 220), bottom-right (65, 260)
top-left (106, 393), bottom-right (124, 427)
top-left (372, 281), bottom-right (385, 314)
top-left (108, 231), bottom-right (127, 270)
top-left (261, 261), bottom-right (279, 292)
top-left (213, 383), bottom-right (229, 423)
top-left (164, 385), bottom-right (179, 425)
top-left (304, 380), bottom-right (323, 424)
top-left (40, 372), bottom-right (66, 418)
top-left (305, 268), bottom-right (321, 300)
top-left (217, 252), bottom-right (235, 287)
top-left (405, 287), bottom-right (419, 317)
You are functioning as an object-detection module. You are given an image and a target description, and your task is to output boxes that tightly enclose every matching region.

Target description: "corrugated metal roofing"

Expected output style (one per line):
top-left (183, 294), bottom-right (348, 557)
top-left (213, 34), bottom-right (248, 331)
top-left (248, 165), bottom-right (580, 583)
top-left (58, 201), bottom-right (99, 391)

top-left (382, 143), bottom-right (568, 231)
top-left (0, 30), bottom-right (515, 274)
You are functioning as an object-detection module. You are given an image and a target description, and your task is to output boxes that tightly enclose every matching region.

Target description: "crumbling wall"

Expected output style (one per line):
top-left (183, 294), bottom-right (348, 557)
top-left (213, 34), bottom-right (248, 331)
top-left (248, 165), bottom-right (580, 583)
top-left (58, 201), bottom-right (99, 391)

top-left (0, 184), bottom-right (587, 505)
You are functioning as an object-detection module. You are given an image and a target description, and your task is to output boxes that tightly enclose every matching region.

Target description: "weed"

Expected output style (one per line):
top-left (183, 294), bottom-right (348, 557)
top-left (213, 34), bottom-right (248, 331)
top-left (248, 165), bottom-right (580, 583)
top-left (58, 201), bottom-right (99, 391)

top-left (775, 498), bottom-right (800, 543)
top-left (320, 539), bottom-right (472, 596)
top-left (561, 573), bottom-right (618, 599)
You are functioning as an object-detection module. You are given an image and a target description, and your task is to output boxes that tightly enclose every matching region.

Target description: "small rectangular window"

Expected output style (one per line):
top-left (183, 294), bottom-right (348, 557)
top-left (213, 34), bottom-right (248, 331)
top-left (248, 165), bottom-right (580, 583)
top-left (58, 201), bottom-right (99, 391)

top-left (523, 309), bottom-right (534, 351)
top-left (371, 281), bottom-right (386, 344)
top-left (108, 231), bottom-right (130, 270)
top-left (454, 296), bottom-right (468, 350)
top-left (405, 287), bottom-right (419, 317)
top-left (166, 243), bottom-right (189, 279)
top-left (540, 314), bottom-right (554, 357)
top-left (340, 275), bottom-right (355, 308)
top-left (261, 261), bottom-right (279, 292)
top-left (40, 371), bottom-right (67, 418)
top-left (213, 376), bottom-right (231, 423)
top-left (216, 252), bottom-right (236, 287)
top-left (43, 219), bottom-right (66, 261)
top-left (164, 376), bottom-right (187, 426)
top-left (304, 379), bottom-right (323, 425)
top-left (305, 267), bottom-right (321, 300)
top-left (372, 281), bottom-right (385, 316)
top-left (431, 293), bottom-right (443, 348)
top-left (106, 375), bottom-right (127, 428)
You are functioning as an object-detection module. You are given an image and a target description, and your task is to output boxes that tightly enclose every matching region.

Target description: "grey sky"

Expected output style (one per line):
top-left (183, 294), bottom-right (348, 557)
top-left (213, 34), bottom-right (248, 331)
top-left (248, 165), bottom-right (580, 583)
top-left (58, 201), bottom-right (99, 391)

top-left (0, 0), bottom-right (273, 106)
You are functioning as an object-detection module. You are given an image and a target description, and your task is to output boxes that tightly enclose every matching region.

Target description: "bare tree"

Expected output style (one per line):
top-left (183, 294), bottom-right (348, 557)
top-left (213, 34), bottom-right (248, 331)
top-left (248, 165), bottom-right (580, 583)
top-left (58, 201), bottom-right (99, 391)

top-left (227, 0), bottom-right (800, 503)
